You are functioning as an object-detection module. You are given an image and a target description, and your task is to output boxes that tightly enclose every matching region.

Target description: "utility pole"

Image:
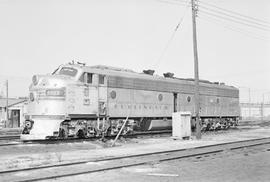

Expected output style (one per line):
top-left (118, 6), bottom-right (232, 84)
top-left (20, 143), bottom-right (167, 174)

top-left (191, 0), bottom-right (201, 139)
top-left (6, 80), bottom-right (8, 128)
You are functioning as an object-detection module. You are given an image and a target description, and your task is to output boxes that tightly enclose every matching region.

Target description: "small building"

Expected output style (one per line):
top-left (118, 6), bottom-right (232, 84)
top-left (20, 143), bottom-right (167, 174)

top-left (0, 98), bottom-right (28, 128)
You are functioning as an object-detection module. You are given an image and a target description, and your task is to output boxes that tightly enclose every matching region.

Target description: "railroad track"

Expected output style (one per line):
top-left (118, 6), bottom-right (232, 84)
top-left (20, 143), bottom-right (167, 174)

top-left (1, 137), bottom-right (270, 182)
top-left (0, 135), bottom-right (20, 141)
top-left (0, 128), bottom-right (236, 147)
top-left (0, 135), bottom-right (21, 147)
top-left (0, 128), bottom-right (240, 147)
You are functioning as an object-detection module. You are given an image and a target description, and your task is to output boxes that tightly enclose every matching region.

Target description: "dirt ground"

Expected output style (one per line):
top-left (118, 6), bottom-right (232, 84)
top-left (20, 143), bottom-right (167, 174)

top-left (1, 126), bottom-right (267, 171)
top-left (1, 123), bottom-right (270, 181)
top-left (49, 144), bottom-right (270, 182)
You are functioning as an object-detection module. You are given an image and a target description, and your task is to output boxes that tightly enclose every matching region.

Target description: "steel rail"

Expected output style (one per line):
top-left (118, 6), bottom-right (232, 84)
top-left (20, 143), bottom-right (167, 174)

top-left (0, 127), bottom-right (242, 146)
top-left (1, 137), bottom-right (270, 182)
top-left (0, 135), bottom-right (20, 140)
top-left (0, 128), bottom-right (238, 147)
top-left (0, 142), bottom-right (21, 147)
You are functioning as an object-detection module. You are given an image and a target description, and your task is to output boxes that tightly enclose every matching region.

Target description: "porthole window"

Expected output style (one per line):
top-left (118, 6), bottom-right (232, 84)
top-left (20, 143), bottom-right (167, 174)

top-left (158, 94), bottom-right (163, 101)
top-left (110, 90), bottom-right (116, 99)
top-left (187, 96), bottom-right (191, 102)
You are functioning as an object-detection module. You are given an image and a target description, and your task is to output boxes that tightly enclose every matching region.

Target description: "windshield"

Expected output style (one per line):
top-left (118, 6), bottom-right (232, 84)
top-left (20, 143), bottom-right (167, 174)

top-left (57, 67), bottom-right (78, 77)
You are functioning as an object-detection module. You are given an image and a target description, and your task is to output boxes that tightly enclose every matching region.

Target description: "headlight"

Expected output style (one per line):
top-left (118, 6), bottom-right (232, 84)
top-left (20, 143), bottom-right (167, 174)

top-left (25, 120), bottom-right (34, 129)
top-left (46, 88), bottom-right (65, 97)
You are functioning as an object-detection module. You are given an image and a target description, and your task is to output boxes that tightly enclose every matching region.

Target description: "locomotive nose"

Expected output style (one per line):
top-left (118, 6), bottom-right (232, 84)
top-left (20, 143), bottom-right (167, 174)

top-left (29, 75), bottom-right (68, 102)
top-left (30, 74), bottom-right (69, 89)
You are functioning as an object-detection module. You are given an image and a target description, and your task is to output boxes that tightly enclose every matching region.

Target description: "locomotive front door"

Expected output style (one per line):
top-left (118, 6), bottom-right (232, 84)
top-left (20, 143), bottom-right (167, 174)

top-left (80, 73), bottom-right (107, 116)
top-left (97, 74), bottom-right (108, 116)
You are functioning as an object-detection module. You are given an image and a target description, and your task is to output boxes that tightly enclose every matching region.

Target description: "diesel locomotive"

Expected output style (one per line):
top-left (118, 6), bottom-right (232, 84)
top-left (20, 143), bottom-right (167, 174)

top-left (21, 62), bottom-right (240, 140)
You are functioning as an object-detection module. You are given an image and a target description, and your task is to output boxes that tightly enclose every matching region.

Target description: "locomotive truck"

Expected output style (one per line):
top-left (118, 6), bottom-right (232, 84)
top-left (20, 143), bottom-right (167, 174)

top-left (21, 63), bottom-right (240, 140)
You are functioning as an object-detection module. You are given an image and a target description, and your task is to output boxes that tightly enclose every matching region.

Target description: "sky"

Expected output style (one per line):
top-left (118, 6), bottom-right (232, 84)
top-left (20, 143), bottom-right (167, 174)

top-left (0, 0), bottom-right (269, 103)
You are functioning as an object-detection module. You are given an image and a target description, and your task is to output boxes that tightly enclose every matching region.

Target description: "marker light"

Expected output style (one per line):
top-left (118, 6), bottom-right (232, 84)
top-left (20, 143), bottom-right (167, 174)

top-left (32, 75), bottom-right (39, 85)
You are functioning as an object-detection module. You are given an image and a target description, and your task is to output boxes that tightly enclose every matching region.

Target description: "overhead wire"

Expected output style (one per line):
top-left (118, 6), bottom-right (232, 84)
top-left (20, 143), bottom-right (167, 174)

top-left (198, 0), bottom-right (270, 25)
top-left (152, 1), bottom-right (190, 70)
top-left (198, 10), bottom-right (270, 32)
top-left (168, 0), bottom-right (190, 3)
top-left (156, 0), bottom-right (189, 7)
top-left (198, 15), bottom-right (270, 42)
top-left (153, 0), bottom-right (270, 88)
top-left (198, 4), bottom-right (270, 29)
top-left (154, 0), bottom-right (270, 61)
top-left (167, 0), bottom-right (270, 33)
top-left (156, 0), bottom-right (270, 41)
top-left (195, 0), bottom-right (270, 41)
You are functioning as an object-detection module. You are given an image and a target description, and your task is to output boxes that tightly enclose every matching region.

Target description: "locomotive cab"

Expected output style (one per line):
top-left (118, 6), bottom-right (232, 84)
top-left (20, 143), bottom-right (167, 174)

top-left (21, 65), bottom-right (82, 140)
top-left (21, 64), bottom-right (108, 140)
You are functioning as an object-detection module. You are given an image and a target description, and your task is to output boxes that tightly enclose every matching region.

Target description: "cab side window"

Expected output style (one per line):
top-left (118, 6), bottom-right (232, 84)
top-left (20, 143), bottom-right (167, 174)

top-left (87, 73), bottom-right (93, 84)
top-left (79, 72), bottom-right (93, 84)
top-left (99, 75), bottom-right (105, 84)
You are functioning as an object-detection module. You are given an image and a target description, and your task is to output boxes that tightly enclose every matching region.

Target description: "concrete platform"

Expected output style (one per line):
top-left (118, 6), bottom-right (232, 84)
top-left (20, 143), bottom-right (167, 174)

top-left (0, 126), bottom-right (270, 171)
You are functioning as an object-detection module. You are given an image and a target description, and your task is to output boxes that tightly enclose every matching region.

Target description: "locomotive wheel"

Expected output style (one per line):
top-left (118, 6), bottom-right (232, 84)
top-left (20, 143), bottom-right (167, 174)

top-left (59, 128), bottom-right (67, 138)
top-left (22, 127), bottom-right (29, 134)
top-left (77, 129), bottom-right (86, 138)
top-left (106, 127), bottom-right (112, 136)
